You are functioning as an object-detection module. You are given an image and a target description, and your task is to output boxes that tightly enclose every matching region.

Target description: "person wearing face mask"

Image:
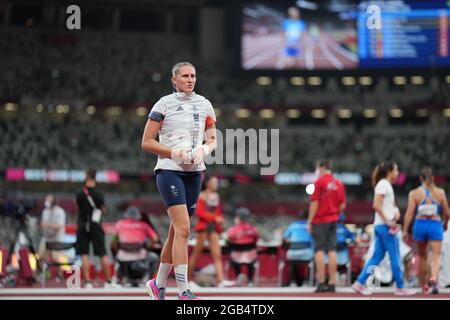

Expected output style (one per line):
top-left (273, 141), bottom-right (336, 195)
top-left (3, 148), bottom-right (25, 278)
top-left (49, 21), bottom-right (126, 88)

top-left (142, 61), bottom-right (217, 300)
top-left (38, 194), bottom-right (66, 264)
top-left (75, 169), bottom-right (118, 289)
top-left (307, 159), bottom-right (346, 293)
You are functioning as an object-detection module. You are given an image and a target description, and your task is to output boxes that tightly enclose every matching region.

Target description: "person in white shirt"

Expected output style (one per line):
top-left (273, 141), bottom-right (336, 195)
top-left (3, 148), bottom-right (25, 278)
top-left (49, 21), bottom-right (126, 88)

top-left (141, 61), bottom-right (217, 300)
top-left (39, 194), bottom-right (66, 262)
top-left (352, 161), bottom-right (416, 296)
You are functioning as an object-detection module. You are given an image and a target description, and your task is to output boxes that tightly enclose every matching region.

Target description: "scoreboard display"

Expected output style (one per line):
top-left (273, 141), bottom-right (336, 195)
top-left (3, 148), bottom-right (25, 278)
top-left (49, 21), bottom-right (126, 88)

top-left (359, 1), bottom-right (450, 68)
top-left (240, 0), bottom-right (450, 70)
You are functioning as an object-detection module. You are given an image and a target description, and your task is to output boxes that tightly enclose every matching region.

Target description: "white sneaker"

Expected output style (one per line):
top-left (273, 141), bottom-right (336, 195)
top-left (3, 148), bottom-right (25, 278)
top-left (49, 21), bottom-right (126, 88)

top-left (394, 288), bottom-right (417, 296)
top-left (351, 282), bottom-right (372, 296)
top-left (104, 281), bottom-right (122, 289)
top-left (217, 280), bottom-right (235, 288)
top-left (188, 281), bottom-right (202, 290)
top-left (84, 282), bottom-right (94, 289)
top-left (289, 282), bottom-right (298, 288)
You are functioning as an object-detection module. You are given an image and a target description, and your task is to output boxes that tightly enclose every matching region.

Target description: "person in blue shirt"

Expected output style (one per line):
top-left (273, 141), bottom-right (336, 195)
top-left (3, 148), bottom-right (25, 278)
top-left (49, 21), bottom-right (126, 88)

top-left (279, 6), bottom-right (306, 69)
top-left (336, 213), bottom-right (356, 266)
top-left (283, 209), bottom-right (314, 286)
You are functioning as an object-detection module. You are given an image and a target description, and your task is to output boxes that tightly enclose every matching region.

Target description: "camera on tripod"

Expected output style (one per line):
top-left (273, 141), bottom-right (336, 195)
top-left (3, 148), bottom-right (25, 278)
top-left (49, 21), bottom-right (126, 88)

top-left (5, 198), bottom-right (36, 221)
top-left (2, 198), bottom-right (40, 286)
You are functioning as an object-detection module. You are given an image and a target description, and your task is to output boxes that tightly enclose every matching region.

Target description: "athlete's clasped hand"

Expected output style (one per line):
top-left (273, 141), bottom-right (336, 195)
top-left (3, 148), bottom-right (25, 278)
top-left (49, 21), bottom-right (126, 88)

top-left (170, 148), bottom-right (192, 164)
top-left (171, 145), bottom-right (210, 165)
top-left (190, 145), bottom-right (210, 165)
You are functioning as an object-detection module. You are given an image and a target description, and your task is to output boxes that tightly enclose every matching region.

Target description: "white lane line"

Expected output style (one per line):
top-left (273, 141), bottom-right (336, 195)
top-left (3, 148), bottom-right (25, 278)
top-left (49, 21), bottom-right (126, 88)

top-left (318, 38), bottom-right (343, 70)
top-left (244, 52), bottom-right (277, 69)
top-left (1, 296), bottom-right (445, 300)
top-left (305, 37), bottom-right (314, 70)
top-left (243, 39), bottom-right (280, 69)
top-left (327, 37), bottom-right (358, 62)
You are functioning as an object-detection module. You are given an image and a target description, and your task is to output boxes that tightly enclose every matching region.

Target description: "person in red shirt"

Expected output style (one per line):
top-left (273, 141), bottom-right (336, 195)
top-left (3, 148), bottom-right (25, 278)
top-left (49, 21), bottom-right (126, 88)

top-left (188, 176), bottom-right (234, 287)
top-left (114, 207), bottom-right (159, 248)
top-left (227, 207), bottom-right (260, 286)
top-left (307, 159), bottom-right (346, 293)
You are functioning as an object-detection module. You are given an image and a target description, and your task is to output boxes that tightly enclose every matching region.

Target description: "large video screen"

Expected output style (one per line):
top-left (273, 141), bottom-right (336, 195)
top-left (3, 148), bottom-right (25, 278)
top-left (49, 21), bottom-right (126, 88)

top-left (241, 0), bottom-right (450, 70)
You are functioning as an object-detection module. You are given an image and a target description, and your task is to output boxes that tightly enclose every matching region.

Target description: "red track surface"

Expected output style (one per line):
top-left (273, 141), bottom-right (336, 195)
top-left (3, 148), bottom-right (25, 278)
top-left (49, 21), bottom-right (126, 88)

top-left (242, 33), bottom-right (357, 70)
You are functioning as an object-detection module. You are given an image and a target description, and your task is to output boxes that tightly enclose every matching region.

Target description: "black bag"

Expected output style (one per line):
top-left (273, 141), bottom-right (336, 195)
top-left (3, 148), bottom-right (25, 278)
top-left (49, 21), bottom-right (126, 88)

top-left (128, 260), bottom-right (148, 279)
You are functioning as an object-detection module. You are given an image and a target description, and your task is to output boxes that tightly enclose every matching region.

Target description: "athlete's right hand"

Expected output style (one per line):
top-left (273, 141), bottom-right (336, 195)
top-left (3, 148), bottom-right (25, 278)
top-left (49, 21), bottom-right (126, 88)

top-left (402, 232), bottom-right (409, 242)
top-left (215, 216), bottom-right (224, 224)
top-left (307, 222), bottom-right (312, 234)
top-left (386, 220), bottom-right (397, 229)
top-left (171, 148), bottom-right (192, 165)
top-left (190, 145), bottom-right (210, 165)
